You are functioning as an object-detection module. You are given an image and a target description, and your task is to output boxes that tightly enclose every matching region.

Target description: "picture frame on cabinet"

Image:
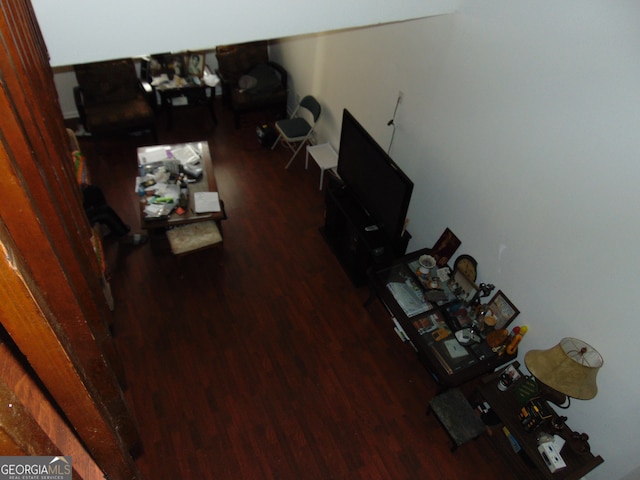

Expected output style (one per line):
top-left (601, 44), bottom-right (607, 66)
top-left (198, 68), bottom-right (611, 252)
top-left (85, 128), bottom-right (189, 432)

top-left (186, 52), bottom-right (205, 78)
top-left (486, 290), bottom-right (519, 330)
top-left (431, 228), bottom-right (461, 267)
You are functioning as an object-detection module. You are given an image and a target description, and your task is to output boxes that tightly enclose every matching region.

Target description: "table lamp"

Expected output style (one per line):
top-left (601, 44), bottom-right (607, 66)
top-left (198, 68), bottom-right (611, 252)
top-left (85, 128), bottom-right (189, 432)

top-left (524, 338), bottom-right (603, 408)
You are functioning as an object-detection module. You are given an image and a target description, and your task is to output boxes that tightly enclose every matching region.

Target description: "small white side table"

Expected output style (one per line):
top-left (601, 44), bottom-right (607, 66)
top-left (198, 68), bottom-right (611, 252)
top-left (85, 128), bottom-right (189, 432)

top-left (306, 143), bottom-right (338, 190)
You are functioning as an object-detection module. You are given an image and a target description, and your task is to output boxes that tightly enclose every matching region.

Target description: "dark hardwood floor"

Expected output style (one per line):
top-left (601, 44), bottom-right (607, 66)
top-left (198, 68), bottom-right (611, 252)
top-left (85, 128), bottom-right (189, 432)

top-left (75, 101), bottom-right (517, 479)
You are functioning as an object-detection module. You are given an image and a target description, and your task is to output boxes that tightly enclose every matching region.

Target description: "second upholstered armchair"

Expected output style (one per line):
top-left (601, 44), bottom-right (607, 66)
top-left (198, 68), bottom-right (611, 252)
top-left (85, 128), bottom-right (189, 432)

top-left (215, 40), bottom-right (288, 128)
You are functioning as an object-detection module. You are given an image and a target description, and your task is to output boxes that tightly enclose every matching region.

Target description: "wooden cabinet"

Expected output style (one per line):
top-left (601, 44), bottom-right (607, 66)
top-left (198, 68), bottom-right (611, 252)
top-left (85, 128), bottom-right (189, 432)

top-left (367, 247), bottom-right (514, 387)
top-left (476, 362), bottom-right (604, 479)
top-left (321, 176), bottom-right (410, 286)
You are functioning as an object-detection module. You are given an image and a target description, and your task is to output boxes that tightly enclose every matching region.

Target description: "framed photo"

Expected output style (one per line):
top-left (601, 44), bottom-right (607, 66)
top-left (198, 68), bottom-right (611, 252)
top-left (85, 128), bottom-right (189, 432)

top-left (167, 54), bottom-right (185, 77)
top-left (449, 269), bottom-right (477, 305)
top-left (447, 303), bottom-right (474, 329)
top-left (147, 54), bottom-right (167, 78)
top-left (431, 228), bottom-right (461, 267)
top-left (186, 52), bottom-right (205, 77)
top-left (486, 290), bottom-right (520, 330)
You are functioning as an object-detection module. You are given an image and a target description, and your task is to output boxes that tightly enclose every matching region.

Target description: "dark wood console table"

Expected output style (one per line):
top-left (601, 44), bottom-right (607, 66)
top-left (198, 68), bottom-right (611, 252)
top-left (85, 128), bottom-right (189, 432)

top-left (476, 362), bottom-right (603, 479)
top-left (367, 247), bottom-right (514, 387)
top-left (321, 176), bottom-right (411, 286)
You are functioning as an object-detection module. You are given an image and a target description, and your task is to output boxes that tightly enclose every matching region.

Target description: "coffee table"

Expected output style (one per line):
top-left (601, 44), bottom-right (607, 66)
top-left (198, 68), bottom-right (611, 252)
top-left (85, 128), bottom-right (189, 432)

top-left (137, 141), bottom-right (225, 233)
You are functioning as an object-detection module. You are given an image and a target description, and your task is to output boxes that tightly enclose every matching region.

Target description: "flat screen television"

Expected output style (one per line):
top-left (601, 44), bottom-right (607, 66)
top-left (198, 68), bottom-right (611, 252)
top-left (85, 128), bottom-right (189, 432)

top-left (337, 109), bottom-right (414, 244)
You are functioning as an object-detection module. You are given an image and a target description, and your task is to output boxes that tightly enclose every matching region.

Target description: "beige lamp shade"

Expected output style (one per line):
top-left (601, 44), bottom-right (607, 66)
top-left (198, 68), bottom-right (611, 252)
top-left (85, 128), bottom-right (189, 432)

top-left (524, 338), bottom-right (603, 400)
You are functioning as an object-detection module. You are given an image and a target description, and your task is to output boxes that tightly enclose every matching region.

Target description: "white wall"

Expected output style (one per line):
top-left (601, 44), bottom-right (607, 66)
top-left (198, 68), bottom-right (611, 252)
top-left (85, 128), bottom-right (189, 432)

top-left (31, 0), bottom-right (456, 67)
top-left (274, 2), bottom-right (640, 479)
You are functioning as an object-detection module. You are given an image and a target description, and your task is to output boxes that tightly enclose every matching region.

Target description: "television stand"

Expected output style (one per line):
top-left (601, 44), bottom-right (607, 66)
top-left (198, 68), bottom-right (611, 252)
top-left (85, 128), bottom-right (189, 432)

top-left (321, 176), bottom-right (410, 286)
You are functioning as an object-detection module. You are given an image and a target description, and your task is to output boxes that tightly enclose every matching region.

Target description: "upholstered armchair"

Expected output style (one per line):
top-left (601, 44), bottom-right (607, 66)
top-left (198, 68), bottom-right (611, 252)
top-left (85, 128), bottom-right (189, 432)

top-left (215, 40), bottom-right (288, 128)
top-left (74, 58), bottom-right (157, 142)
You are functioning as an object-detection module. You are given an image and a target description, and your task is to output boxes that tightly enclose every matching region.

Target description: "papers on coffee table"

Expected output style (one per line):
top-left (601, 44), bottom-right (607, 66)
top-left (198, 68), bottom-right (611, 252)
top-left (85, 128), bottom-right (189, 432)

top-left (138, 146), bottom-right (170, 165)
top-left (140, 183), bottom-right (180, 219)
top-left (170, 144), bottom-right (201, 165)
top-left (137, 144), bottom-right (201, 167)
top-left (194, 192), bottom-right (220, 213)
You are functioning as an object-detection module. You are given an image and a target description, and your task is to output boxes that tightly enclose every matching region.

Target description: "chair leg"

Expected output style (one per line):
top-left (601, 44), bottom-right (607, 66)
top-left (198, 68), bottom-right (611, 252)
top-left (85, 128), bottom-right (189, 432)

top-left (285, 140), bottom-right (308, 169)
top-left (270, 134), bottom-right (282, 150)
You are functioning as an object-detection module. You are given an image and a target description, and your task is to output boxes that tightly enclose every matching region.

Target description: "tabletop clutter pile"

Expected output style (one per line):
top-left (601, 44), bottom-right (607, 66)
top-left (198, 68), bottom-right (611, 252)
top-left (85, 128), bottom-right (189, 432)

top-left (136, 144), bottom-right (204, 220)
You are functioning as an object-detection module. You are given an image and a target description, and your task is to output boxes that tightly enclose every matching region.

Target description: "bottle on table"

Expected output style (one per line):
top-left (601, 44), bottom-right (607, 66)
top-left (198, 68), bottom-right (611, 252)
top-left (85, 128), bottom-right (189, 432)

top-left (506, 325), bottom-right (528, 356)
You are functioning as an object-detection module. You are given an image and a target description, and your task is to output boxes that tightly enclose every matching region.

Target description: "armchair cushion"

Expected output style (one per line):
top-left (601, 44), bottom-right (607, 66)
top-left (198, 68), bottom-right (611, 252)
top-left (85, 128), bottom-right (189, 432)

top-left (240, 63), bottom-right (282, 94)
top-left (231, 87), bottom-right (287, 112)
top-left (238, 75), bottom-right (258, 90)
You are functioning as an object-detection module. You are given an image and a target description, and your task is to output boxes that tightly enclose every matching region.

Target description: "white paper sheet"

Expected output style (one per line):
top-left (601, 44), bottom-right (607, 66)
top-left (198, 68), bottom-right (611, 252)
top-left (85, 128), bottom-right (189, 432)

top-left (194, 192), bottom-right (220, 213)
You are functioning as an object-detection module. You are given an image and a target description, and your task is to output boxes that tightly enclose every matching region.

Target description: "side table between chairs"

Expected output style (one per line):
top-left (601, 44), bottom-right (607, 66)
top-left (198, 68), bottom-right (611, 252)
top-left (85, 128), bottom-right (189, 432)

top-left (156, 81), bottom-right (218, 130)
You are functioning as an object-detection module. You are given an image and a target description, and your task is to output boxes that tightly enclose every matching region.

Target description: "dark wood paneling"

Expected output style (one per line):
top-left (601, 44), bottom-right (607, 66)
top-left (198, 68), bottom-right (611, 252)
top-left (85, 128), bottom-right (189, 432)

top-left (0, 1), bottom-right (140, 478)
top-left (0, 342), bottom-right (105, 479)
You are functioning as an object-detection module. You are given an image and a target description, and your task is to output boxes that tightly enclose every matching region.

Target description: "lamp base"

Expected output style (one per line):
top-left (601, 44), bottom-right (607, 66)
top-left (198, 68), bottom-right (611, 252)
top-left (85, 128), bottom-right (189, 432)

top-left (537, 381), bottom-right (571, 409)
top-left (568, 432), bottom-right (592, 456)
